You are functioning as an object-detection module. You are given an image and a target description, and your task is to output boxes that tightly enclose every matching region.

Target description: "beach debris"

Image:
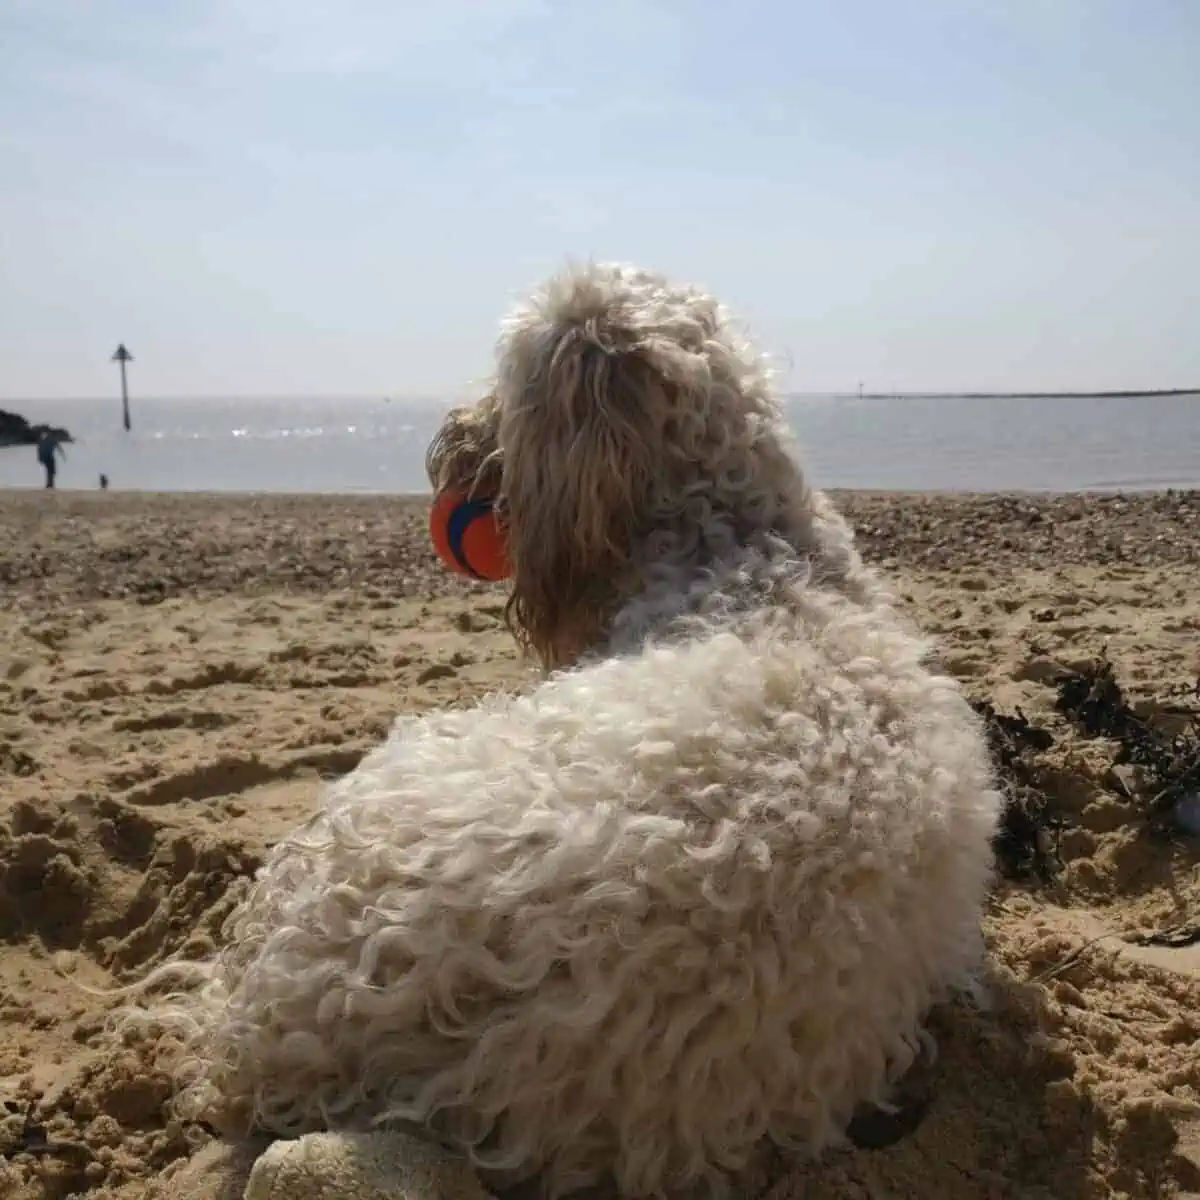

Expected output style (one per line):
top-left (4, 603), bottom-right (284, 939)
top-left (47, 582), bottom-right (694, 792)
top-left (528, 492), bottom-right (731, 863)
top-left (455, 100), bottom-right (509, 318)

top-left (979, 656), bottom-right (1200, 880)
top-left (1127, 921), bottom-right (1200, 950)
top-left (0, 1100), bottom-right (90, 1161)
top-left (1055, 654), bottom-right (1200, 831)
top-left (973, 700), bottom-right (1061, 882)
top-left (1171, 792), bottom-right (1200, 837)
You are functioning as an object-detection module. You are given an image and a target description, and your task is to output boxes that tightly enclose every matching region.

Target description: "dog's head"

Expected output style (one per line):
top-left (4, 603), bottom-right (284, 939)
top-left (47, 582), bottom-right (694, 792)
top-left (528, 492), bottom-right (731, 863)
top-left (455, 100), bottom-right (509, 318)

top-left (427, 262), bottom-right (857, 668)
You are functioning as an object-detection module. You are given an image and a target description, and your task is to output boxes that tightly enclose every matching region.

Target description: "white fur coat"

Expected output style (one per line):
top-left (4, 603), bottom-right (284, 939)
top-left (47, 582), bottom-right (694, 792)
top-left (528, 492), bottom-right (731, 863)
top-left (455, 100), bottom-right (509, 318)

top-left (156, 546), bottom-right (1000, 1198)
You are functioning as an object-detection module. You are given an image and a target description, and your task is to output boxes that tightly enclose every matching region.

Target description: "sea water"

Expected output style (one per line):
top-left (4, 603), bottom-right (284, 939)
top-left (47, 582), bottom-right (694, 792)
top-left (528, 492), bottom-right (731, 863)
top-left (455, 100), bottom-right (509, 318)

top-left (0, 392), bottom-right (1196, 494)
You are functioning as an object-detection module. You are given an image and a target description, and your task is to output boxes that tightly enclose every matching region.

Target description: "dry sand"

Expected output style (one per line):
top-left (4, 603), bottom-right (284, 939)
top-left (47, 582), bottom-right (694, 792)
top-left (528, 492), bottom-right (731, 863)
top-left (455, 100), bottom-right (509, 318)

top-left (1, 489), bottom-right (1198, 1200)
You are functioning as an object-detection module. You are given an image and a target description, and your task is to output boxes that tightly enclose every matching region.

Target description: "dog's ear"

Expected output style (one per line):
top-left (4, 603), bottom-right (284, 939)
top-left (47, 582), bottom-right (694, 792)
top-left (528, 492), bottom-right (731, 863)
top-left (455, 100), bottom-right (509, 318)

top-left (499, 332), bottom-right (665, 667)
top-left (425, 395), bottom-right (503, 497)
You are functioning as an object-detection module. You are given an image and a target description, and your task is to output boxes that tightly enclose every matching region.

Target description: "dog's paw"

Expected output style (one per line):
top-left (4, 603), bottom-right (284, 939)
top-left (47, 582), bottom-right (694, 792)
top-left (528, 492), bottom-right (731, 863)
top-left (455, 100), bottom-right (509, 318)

top-left (244, 1130), bottom-right (493, 1200)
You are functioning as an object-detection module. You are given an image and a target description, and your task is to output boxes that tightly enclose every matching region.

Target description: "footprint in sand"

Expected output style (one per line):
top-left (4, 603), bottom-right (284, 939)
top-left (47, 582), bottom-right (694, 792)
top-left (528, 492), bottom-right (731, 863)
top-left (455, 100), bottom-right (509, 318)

top-left (122, 746), bottom-right (365, 808)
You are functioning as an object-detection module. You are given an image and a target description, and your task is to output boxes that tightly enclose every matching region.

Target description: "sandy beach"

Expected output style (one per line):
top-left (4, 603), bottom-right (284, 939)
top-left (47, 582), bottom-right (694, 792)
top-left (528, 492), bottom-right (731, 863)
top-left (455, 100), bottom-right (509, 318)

top-left (1, 488), bottom-right (1199, 1200)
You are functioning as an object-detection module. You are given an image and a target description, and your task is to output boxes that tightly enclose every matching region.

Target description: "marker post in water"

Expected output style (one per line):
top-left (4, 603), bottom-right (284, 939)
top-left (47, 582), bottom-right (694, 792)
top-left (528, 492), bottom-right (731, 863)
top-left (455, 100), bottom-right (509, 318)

top-left (112, 344), bottom-right (134, 432)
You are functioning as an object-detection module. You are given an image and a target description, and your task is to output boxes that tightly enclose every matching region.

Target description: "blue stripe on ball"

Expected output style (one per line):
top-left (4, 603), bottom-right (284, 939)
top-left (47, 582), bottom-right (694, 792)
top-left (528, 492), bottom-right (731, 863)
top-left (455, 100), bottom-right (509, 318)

top-left (446, 496), bottom-right (495, 580)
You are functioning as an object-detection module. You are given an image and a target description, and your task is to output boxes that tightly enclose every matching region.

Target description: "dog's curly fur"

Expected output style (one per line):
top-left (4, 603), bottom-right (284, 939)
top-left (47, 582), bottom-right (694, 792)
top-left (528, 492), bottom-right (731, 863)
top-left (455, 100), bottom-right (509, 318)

top-left (137, 263), bottom-right (1001, 1198)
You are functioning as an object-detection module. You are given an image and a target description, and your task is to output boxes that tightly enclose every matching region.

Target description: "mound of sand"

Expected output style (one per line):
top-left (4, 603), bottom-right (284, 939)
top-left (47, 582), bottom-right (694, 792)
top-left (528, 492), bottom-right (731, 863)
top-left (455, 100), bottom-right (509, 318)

top-left (1, 490), bottom-right (1198, 1200)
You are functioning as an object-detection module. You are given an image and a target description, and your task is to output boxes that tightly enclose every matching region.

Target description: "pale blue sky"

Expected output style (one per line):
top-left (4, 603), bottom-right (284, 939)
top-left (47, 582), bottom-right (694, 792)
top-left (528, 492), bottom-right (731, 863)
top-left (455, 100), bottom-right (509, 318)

top-left (2, 0), bottom-right (1197, 399)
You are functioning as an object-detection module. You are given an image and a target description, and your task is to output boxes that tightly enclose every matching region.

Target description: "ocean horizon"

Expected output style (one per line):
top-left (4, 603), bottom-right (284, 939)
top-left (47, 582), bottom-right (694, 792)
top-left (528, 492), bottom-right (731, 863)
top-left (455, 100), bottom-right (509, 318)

top-left (1, 392), bottom-right (1197, 495)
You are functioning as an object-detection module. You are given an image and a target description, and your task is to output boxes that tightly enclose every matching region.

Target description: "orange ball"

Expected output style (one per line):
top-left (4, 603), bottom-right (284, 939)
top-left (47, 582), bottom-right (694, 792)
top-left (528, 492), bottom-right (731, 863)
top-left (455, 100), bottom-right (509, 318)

top-left (429, 490), bottom-right (511, 582)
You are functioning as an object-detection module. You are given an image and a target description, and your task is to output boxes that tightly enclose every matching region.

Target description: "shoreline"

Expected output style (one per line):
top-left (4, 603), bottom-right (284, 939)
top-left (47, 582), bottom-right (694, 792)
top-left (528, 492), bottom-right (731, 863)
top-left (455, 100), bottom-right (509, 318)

top-left (2, 484), bottom-right (1198, 503)
top-left (851, 387), bottom-right (1199, 400)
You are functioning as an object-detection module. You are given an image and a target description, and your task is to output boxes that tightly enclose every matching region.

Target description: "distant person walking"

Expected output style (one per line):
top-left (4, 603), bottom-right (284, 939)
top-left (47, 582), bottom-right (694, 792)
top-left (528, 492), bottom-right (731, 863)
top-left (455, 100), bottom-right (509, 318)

top-left (36, 431), bottom-right (66, 489)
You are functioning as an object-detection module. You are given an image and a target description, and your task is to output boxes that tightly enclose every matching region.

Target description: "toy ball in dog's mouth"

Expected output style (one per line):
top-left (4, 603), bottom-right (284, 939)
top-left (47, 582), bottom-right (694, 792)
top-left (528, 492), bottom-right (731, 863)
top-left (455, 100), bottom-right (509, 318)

top-left (429, 489), bottom-right (512, 582)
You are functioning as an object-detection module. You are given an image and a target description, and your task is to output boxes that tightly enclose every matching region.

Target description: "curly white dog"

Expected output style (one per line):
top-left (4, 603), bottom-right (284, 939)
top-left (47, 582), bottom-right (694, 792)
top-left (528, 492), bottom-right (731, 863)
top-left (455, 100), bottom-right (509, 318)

top-left (144, 263), bottom-right (1001, 1199)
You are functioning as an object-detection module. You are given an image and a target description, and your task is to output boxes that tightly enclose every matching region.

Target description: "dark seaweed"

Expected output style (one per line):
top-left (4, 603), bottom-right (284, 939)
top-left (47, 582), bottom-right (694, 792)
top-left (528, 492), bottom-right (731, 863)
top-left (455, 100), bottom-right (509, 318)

top-left (1055, 656), bottom-right (1200, 826)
